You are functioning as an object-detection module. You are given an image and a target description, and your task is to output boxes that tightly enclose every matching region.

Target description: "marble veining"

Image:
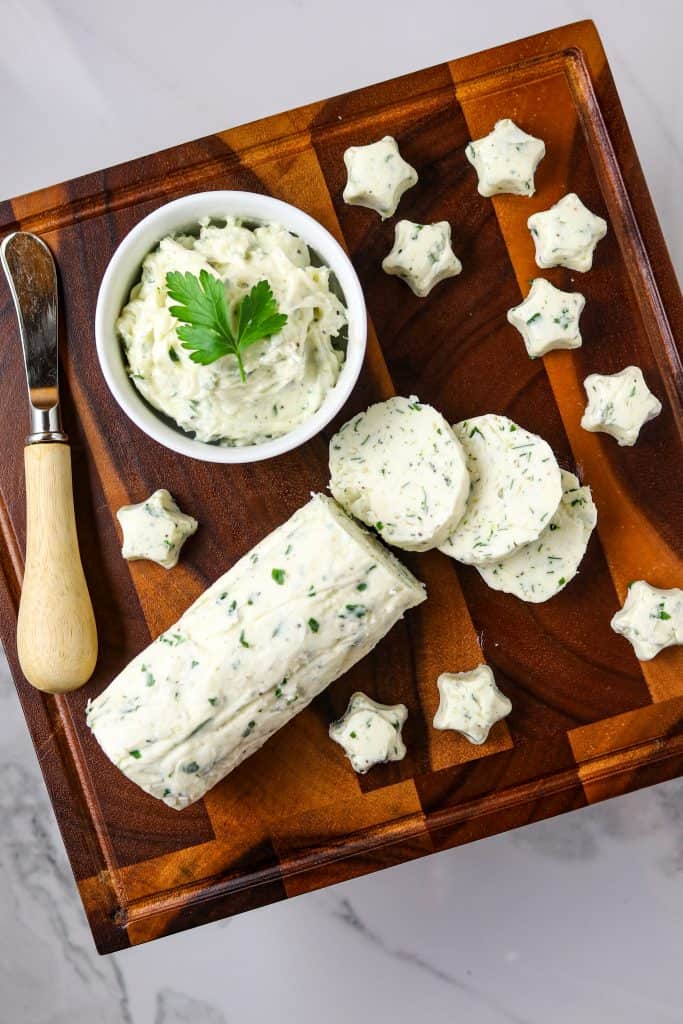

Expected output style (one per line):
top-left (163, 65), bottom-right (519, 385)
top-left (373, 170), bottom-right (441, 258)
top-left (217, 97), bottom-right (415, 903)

top-left (0, 1), bottom-right (681, 1021)
top-left (334, 898), bottom-right (532, 1024)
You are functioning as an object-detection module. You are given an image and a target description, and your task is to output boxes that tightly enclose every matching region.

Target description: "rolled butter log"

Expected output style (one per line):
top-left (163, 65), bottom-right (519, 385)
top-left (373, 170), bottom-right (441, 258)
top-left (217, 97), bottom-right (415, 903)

top-left (87, 494), bottom-right (425, 809)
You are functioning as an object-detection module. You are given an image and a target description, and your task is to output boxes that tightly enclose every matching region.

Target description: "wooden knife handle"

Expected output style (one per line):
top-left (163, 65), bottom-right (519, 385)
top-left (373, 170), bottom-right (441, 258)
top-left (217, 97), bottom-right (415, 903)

top-left (17, 443), bottom-right (98, 693)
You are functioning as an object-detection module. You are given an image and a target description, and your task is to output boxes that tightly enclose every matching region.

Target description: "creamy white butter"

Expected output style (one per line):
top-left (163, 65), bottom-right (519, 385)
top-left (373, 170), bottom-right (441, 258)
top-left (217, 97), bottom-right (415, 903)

top-left (382, 220), bottom-right (462, 297)
top-left (439, 414), bottom-right (562, 566)
top-left (329, 396), bottom-right (469, 552)
top-left (329, 692), bottom-right (408, 773)
top-left (581, 365), bottom-right (662, 446)
top-left (528, 193), bottom-right (607, 272)
top-left (433, 665), bottom-right (511, 745)
top-left (343, 136), bottom-right (418, 219)
top-left (466, 119), bottom-right (545, 198)
top-left (611, 581), bottom-right (683, 661)
top-left (507, 278), bottom-right (585, 359)
top-left (116, 489), bottom-right (198, 569)
top-left (87, 495), bottom-right (425, 809)
top-left (117, 219), bottom-right (347, 447)
top-left (477, 470), bottom-right (597, 603)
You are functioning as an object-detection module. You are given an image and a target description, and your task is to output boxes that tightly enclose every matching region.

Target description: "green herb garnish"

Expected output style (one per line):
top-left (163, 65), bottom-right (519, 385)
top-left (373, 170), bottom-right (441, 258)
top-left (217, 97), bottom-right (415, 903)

top-left (129, 749), bottom-right (141, 759)
top-left (308, 617), bottom-right (320, 633)
top-left (271, 568), bottom-right (286, 585)
top-left (345, 604), bottom-right (367, 617)
top-left (165, 270), bottom-right (288, 383)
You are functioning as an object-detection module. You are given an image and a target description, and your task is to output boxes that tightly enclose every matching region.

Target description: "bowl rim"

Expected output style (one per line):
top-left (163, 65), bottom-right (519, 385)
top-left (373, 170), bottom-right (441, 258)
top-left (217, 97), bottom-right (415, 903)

top-left (94, 190), bottom-right (367, 463)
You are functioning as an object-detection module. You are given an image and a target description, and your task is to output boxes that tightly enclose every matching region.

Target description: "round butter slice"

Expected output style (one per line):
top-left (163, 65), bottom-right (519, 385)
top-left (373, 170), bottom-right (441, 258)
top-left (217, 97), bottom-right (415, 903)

top-left (329, 396), bottom-right (469, 552)
top-left (477, 470), bottom-right (597, 602)
top-left (440, 414), bottom-right (562, 566)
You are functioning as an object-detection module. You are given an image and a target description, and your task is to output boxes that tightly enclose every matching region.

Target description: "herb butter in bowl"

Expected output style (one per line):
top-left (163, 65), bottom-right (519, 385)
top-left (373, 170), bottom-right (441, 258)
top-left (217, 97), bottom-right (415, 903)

top-left (96, 192), bottom-right (366, 462)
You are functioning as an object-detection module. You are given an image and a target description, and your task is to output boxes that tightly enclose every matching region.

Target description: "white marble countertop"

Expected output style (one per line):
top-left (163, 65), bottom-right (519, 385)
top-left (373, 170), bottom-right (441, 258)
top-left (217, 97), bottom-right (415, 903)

top-left (1, 1), bottom-right (681, 1021)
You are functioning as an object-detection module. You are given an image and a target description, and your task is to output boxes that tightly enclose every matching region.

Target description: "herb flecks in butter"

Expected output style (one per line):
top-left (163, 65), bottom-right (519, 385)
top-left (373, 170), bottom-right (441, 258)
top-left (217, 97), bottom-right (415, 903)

top-left (527, 193), bottom-right (607, 273)
top-left (116, 489), bottom-right (197, 570)
top-left (434, 665), bottom-right (511, 744)
top-left (581, 366), bottom-right (661, 447)
top-left (330, 692), bottom-right (408, 773)
top-left (382, 220), bottom-right (462, 297)
top-left (508, 279), bottom-right (585, 359)
top-left (466, 119), bottom-right (545, 197)
top-left (611, 581), bottom-right (683, 660)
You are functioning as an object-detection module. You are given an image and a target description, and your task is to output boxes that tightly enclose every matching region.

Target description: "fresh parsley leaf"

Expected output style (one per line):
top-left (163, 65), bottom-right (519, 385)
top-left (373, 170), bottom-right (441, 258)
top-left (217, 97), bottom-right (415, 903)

top-left (165, 270), bottom-right (287, 383)
top-left (237, 279), bottom-right (288, 348)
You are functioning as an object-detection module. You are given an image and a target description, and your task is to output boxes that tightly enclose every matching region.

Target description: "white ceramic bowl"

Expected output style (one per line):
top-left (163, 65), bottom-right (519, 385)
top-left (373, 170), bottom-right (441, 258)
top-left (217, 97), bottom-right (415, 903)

top-left (95, 191), bottom-right (367, 463)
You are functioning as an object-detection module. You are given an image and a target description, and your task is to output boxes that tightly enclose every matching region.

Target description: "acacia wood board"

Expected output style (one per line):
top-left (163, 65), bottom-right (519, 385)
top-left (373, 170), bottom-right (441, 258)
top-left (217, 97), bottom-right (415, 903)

top-left (0, 20), bottom-right (681, 954)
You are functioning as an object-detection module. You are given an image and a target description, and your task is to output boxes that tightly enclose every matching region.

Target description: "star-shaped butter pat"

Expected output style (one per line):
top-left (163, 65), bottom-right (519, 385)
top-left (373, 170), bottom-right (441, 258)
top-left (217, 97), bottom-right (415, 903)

top-left (581, 365), bottom-right (661, 446)
top-left (382, 220), bottom-right (462, 297)
top-left (465, 118), bottom-right (545, 197)
top-left (329, 692), bottom-right (408, 773)
top-left (433, 665), bottom-right (511, 745)
top-left (507, 278), bottom-right (585, 358)
top-left (528, 192), bottom-right (607, 272)
top-left (343, 136), bottom-right (418, 219)
top-left (117, 489), bottom-right (198, 569)
top-left (611, 581), bottom-right (683, 661)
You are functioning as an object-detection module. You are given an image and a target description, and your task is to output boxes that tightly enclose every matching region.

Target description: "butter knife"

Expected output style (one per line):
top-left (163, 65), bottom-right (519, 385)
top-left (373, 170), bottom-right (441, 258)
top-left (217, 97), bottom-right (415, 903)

top-left (1, 231), bottom-right (97, 692)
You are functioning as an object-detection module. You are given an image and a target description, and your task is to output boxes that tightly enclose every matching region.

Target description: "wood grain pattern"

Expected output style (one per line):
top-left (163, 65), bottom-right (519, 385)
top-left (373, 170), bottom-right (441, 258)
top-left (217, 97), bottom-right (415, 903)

top-left (0, 20), bottom-right (681, 953)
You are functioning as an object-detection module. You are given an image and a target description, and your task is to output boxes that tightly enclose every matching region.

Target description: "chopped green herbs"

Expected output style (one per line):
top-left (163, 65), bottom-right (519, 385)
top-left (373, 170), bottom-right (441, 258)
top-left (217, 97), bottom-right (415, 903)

top-left (239, 630), bottom-right (250, 648)
top-left (129, 749), bottom-right (141, 759)
top-left (159, 632), bottom-right (185, 646)
top-left (308, 617), bottom-right (320, 633)
top-left (271, 568), bottom-right (286, 585)
top-left (345, 604), bottom-right (367, 617)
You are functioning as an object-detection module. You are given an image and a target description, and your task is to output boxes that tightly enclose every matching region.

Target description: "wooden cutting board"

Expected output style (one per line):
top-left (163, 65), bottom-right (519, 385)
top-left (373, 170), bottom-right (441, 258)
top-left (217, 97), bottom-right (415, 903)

top-left (0, 20), bottom-right (681, 955)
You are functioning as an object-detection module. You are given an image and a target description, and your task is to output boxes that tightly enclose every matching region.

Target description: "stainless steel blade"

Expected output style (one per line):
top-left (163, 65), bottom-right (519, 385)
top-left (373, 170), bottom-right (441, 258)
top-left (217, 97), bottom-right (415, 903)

top-left (0, 232), bottom-right (67, 442)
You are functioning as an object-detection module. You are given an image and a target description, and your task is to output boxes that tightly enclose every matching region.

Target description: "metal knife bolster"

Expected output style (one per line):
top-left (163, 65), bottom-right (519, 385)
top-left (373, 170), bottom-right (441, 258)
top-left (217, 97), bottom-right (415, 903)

top-left (0, 232), bottom-right (68, 444)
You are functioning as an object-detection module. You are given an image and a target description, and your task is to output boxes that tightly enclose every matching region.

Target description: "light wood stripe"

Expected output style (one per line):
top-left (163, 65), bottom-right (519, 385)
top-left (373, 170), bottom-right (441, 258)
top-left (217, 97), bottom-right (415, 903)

top-left (449, 55), bottom-right (683, 703)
